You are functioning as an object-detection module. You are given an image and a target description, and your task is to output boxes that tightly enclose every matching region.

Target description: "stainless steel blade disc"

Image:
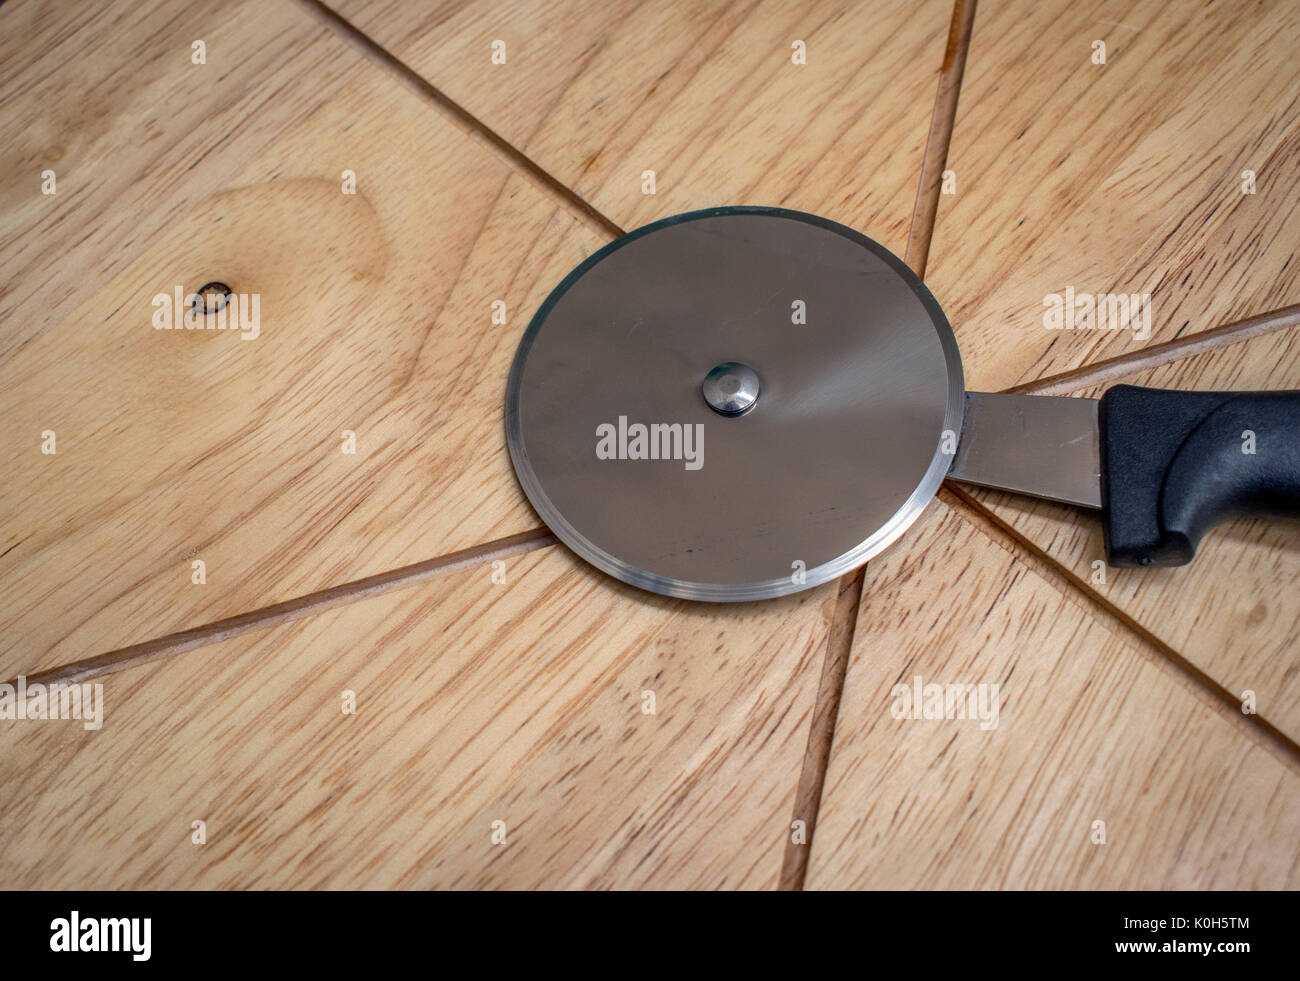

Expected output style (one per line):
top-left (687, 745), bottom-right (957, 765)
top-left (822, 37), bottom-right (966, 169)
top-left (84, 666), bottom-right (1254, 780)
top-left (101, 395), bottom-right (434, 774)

top-left (506, 207), bottom-right (964, 600)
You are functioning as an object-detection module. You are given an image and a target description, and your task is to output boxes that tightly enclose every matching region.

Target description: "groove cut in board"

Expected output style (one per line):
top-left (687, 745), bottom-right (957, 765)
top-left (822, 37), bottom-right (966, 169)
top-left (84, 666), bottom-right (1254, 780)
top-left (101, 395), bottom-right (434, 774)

top-left (0, 0), bottom-right (608, 675)
top-left (926, 0), bottom-right (1300, 390)
top-left (327, 0), bottom-right (955, 248)
top-left (0, 547), bottom-right (837, 889)
top-left (968, 325), bottom-right (1300, 747)
top-left (807, 498), bottom-right (1300, 889)
top-left (4, 0), bottom-right (1299, 896)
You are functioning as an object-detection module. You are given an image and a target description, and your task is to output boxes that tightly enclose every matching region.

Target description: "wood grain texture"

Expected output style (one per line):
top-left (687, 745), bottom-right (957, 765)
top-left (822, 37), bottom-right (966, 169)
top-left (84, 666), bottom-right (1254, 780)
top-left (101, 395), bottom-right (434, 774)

top-left (2, 0), bottom-right (326, 349)
top-left (0, 0), bottom-right (607, 674)
top-left (6, 0), bottom-right (1299, 894)
top-left (19, 529), bottom-right (556, 689)
top-left (0, 546), bottom-right (834, 889)
top-left (781, 0), bottom-right (978, 889)
top-left (966, 325), bottom-right (1300, 745)
top-left (807, 496), bottom-right (1300, 889)
top-left (926, 0), bottom-right (1300, 390)
top-left (327, 0), bottom-right (954, 251)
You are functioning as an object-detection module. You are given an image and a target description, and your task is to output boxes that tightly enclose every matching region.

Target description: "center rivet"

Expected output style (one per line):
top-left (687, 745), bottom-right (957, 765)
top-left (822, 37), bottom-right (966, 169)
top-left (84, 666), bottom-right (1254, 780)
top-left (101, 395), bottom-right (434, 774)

top-left (702, 361), bottom-right (760, 416)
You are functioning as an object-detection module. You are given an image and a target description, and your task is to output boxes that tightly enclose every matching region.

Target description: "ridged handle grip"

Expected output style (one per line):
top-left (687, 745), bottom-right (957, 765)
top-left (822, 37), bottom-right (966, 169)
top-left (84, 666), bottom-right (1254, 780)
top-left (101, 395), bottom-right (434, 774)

top-left (1100, 385), bottom-right (1300, 566)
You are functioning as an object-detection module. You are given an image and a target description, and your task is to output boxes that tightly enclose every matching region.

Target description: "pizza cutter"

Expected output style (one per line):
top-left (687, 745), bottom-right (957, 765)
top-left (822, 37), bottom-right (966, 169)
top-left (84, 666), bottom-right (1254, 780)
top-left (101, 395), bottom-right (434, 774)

top-left (505, 207), bottom-right (1300, 601)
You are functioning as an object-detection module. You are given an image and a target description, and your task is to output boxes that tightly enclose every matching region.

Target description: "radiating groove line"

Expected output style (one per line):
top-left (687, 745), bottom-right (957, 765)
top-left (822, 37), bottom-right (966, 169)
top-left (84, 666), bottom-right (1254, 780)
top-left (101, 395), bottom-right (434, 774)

top-left (11, 529), bottom-right (557, 689)
top-left (904, 0), bottom-right (978, 277)
top-left (779, 0), bottom-right (979, 892)
top-left (777, 567), bottom-right (862, 890)
top-left (14, 0), bottom-right (621, 692)
top-left (1005, 303), bottom-right (1300, 396)
top-left (963, 303), bottom-right (1300, 755)
top-left (941, 484), bottom-right (1300, 771)
top-left (26, 0), bottom-right (1291, 892)
top-left (294, 0), bottom-right (626, 241)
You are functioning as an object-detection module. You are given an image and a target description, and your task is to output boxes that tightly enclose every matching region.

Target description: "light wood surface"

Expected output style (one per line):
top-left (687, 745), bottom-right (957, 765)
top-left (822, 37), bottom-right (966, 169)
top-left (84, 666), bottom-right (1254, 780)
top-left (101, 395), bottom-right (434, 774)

top-left (0, 0), bottom-right (606, 674)
top-left (329, 0), bottom-right (953, 249)
top-left (807, 496), bottom-right (1300, 889)
top-left (926, 0), bottom-right (1300, 390)
top-left (966, 325), bottom-right (1300, 745)
top-left (2, 0), bottom-right (1298, 890)
top-left (0, 0), bottom-right (954, 676)
top-left (0, 546), bottom-right (834, 889)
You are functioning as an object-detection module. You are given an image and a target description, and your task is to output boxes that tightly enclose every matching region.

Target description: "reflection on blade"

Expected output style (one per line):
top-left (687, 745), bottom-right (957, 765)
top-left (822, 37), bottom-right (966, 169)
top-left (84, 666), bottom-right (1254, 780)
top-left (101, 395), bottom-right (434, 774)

top-left (949, 392), bottom-right (1101, 509)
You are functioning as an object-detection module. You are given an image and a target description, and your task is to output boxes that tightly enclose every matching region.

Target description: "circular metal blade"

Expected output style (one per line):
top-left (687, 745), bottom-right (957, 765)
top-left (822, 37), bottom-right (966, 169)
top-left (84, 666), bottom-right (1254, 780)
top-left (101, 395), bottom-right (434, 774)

top-left (506, 207), bottom-right (963, 601)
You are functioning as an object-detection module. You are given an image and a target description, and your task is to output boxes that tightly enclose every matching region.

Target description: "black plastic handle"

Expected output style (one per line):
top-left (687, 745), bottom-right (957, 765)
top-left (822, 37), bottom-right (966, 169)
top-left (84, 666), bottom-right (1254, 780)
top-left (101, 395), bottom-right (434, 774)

top-left (1100, 385), bottom-right (1300, 567)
